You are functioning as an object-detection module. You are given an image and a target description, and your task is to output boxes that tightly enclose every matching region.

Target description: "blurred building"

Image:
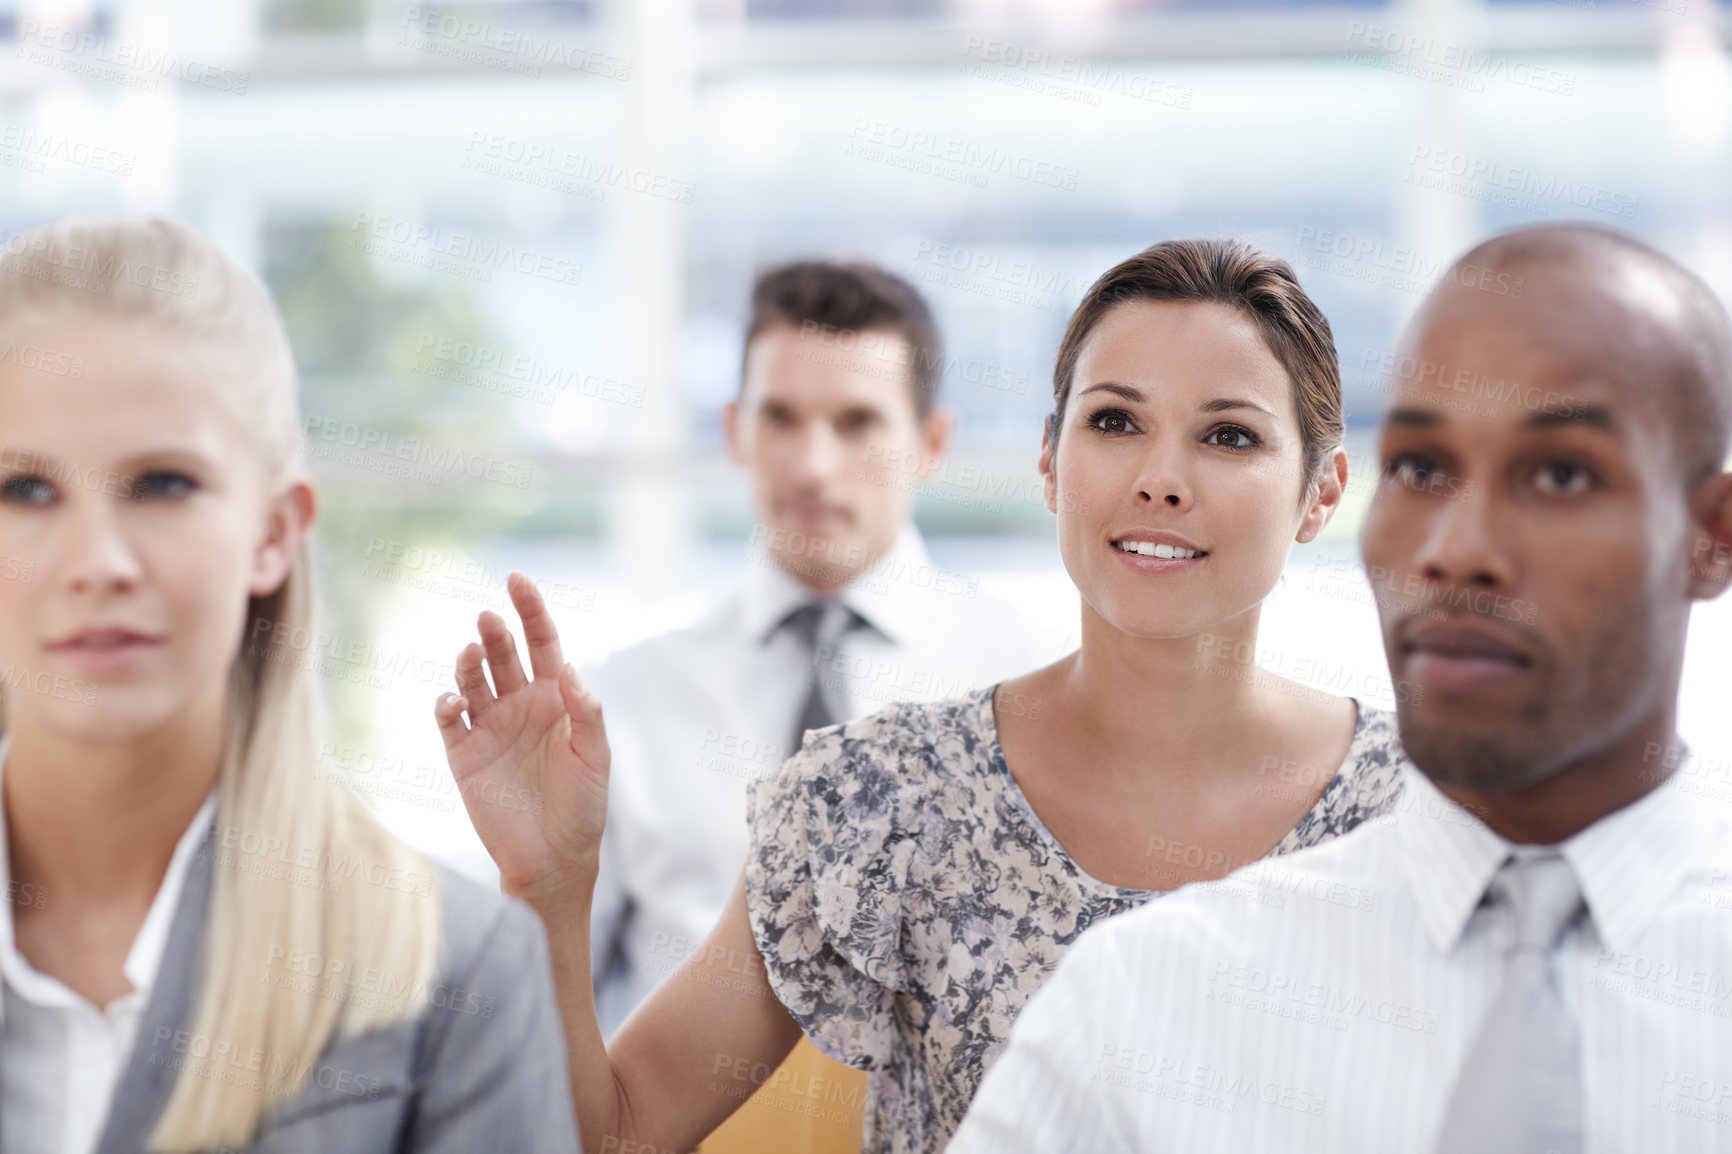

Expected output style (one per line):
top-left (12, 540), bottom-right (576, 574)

top-left (2, 0), bottom-right (1730, 851)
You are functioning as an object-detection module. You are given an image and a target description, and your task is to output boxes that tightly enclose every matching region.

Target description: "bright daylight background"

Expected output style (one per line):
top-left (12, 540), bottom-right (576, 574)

top-left (2, 0), bottom-right (1730, 874)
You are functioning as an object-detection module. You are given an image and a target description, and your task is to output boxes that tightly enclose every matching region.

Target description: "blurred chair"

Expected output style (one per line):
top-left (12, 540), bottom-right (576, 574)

top-left (697, 1037), bottom-right (866, 1154)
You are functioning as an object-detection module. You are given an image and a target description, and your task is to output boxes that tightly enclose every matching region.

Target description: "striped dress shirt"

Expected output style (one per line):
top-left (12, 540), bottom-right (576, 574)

top-left (948, 762), bottom-right (1732, 1153)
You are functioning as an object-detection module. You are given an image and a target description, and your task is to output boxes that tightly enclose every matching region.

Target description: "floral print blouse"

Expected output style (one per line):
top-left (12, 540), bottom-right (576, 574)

top-left (743, 684), bottom-right (1410, 1154)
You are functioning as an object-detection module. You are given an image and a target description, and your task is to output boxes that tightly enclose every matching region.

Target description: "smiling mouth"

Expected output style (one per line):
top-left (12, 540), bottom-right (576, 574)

top-left (1113, 540), bottom-right (1207, 560)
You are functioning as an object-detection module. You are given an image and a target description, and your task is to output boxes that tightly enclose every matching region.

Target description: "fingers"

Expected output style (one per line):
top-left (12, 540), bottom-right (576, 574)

top-left (433, 692), bottom-right (470, 754)
top-left (507, 572), bottom-right (567, 680)
top-left (477, 610), bottom-right (529, 697)
top-left (557, 662), bottom-right (609, 761)
top-left (556, 661), bottom-right (598, 718)
top-left (454, 642), bottom-right (495, 719)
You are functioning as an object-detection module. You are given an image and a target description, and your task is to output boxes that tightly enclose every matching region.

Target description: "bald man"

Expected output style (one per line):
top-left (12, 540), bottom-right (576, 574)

top-left (947, 223), bottom-right (1732, 1153)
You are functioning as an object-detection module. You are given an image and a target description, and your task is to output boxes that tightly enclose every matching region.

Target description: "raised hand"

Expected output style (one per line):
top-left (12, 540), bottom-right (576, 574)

top-left (434, 571), bottom-right (610, 902)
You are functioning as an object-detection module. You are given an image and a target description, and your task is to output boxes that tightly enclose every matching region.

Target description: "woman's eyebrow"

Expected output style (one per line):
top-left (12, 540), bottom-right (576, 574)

top-left (0, 445), bottom-right (56, 470)
top-left (113, 446), bottom-right (219, 470)
top-left (1073, 386), bottom-right (1275, 418)
top-left (1076, 382), bottom-right (1144, 402)
top-left (1198, 397), bottom-right (1274, 417)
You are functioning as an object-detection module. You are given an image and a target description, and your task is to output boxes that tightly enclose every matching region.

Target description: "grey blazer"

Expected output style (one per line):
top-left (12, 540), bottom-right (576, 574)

top-left (3, 819), bottom-right (582, 1154)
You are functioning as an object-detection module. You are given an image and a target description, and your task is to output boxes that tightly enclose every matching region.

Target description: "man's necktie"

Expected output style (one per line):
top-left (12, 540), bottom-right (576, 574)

top-left (779, 598), bottom-right (863, 754)
top-left (1434, 849), bottom-right (1587, 1154)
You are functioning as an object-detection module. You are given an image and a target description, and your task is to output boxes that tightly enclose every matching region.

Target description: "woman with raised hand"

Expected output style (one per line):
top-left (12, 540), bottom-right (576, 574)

top-left (436, 238), bottom-right (1411, 1154)
top-left (0, 218), bottom-right (578, 1154)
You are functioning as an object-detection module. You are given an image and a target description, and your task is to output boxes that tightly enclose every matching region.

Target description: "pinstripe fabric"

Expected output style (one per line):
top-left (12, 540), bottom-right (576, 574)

top-left (948, 764), bottom-right (1732, 1153)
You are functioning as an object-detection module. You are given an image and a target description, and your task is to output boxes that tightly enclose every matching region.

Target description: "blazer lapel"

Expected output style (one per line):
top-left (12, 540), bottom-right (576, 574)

top-left (94, 818), bottom-right (216, 1154)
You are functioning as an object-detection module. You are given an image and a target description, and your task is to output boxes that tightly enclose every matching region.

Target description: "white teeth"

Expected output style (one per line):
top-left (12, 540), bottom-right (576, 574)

top-left (1115, 541), bottom-right (1201, 559)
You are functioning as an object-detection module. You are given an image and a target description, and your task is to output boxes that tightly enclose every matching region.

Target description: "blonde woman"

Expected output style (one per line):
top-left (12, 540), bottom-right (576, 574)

top-left (0, 219), bottom-right (579, 1154)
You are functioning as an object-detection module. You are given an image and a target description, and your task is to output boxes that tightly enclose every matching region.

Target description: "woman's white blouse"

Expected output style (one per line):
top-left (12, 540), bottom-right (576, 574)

top-left (0, 764), bottom-right (216, 1154)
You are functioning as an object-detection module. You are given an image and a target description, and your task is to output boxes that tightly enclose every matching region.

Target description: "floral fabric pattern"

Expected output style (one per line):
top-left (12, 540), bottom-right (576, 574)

top-left (743, 684), bottom-right (1409, 1154)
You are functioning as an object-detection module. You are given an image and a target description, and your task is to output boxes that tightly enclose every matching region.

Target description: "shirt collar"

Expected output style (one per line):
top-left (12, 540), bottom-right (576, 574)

top-left (739, 522), bottom-right (933, 648)
top-left (1563, 763), bottom-right (1720, 954)
top-left (0, 730), bottom-right (218, 1019)
top-left (1393, 765), bottom-right (1512, 956)
top-left (1395, 759), bottom-right (1719, 956)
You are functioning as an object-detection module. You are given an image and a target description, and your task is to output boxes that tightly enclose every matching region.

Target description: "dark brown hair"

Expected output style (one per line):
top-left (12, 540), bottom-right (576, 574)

top-left (744, 260), bottom-right (943, 418)
top-left (1048, 238), bottom-right (1343, 496)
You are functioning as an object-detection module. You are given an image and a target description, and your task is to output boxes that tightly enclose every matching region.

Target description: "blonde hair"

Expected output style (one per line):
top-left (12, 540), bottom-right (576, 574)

top-left (0, 219), bottom-right (441, 1151)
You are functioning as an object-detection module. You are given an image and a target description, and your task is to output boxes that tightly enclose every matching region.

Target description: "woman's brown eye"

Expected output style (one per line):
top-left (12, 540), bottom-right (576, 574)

top-left (1208, 426), bottom-right (1258, 449)
top-left (1088, 409), bottom-right (1134, 434)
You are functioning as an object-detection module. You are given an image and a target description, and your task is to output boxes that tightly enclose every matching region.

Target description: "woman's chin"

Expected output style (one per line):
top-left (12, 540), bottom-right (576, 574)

top-left (21, 694), bottom-right (182, 744)
top-left (1095, 603), bottom-right (1220, 643)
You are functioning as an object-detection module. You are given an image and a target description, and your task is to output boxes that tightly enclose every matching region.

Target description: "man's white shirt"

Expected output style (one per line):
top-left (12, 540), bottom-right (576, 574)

top-left (583, 524), bottom-right (1069, 1035)
top-left (950, 760), bottom-right (1732, 1153)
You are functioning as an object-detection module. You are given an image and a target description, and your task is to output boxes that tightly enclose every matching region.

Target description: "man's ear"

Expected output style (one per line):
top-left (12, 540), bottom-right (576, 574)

top-left (917, 405), bottom-right (956, 481)
top-left (722, 399), bottom-right (749, 467)
top-left (1295, 445), bottom-right (1349, 545)
top-left (250, 478), bottom-right (316, 598)
top-left (1686, 470), bottom-right (1732, 600)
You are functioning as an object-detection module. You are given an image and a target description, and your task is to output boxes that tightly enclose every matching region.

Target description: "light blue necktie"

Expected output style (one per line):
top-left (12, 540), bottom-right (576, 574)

top-left (1434, 849), bottom-right (1587, 1154)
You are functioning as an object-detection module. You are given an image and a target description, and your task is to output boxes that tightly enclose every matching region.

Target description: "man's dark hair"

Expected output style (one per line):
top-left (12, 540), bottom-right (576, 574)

top-left (743, 260), bottom-right (943, 418)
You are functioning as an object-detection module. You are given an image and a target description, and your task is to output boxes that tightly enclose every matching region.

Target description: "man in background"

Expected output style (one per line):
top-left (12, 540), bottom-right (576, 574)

top-left (583, 260), bottom-right (1065, 1148)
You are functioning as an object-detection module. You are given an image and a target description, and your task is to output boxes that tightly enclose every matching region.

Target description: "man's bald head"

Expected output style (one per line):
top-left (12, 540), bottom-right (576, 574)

top-left (1427, 223), bottom-right (1732, 486)
top-left (1363, 222), bottom-right (1732, 840)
